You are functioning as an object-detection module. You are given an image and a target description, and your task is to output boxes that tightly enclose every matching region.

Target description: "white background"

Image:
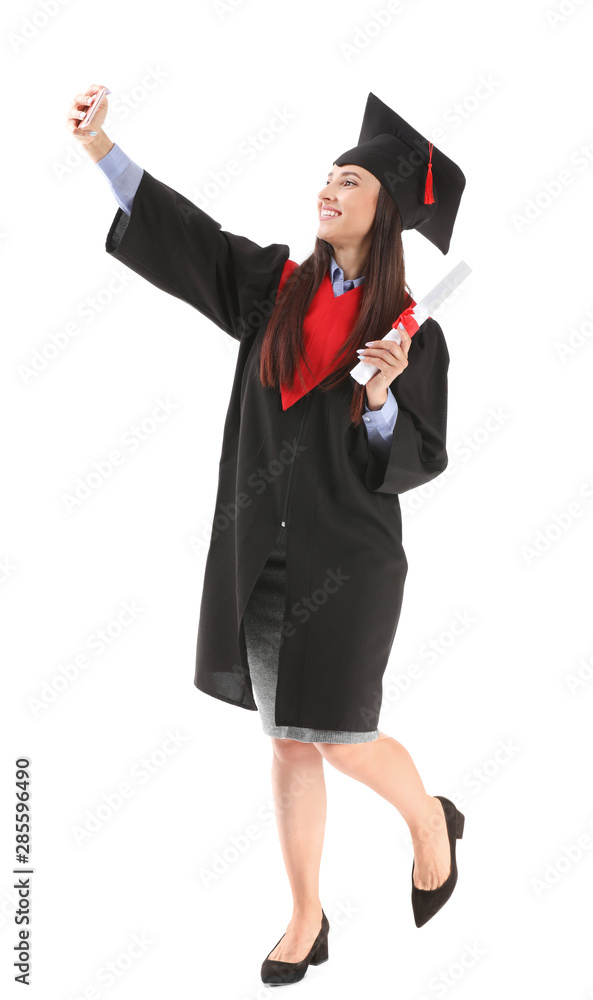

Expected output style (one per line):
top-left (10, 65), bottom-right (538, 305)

top-left (2, 0), bottom-right (593, 996)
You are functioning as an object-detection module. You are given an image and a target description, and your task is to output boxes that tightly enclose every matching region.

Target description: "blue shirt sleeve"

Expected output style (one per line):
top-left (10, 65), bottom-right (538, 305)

top-left (363, 385), bottom-right (398, 464)
top-left (96, 142), bottom-right (144, 216)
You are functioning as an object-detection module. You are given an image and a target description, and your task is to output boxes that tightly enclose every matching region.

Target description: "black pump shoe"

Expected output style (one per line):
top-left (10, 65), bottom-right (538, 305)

top-left (411, 795), bottom-right (465, 928)
top-left (261, 910), bottom-right (329, 986)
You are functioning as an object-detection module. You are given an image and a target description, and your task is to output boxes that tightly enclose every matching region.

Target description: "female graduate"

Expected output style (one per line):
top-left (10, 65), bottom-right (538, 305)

top-left (67, 87), bottom-right (467, 986)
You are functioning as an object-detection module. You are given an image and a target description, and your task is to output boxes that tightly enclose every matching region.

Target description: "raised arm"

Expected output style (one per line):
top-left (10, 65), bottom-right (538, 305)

top-left (95, 142), bottom-right (143, 216)
top-left (66, 85), bottom-right (290, 342)
top-left (103, 168), bottom-right (290, 341)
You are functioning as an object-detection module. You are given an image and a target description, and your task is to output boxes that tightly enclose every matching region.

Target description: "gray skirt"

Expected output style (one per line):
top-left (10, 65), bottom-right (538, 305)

top-left (243, 524), bottom-right (379, 744)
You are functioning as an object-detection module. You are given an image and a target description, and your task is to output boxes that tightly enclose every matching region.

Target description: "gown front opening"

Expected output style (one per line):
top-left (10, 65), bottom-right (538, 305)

top-left (243, 523), bottom-right (381, 744)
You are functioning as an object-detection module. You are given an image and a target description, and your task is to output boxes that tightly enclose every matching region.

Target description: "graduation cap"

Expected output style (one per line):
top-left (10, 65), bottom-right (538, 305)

top-left (334, 92), bottom-right (466, 254)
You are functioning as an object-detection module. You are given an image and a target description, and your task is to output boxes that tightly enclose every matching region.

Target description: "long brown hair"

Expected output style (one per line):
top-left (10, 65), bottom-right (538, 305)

top-left (259, 184), bottom-right (413, 427)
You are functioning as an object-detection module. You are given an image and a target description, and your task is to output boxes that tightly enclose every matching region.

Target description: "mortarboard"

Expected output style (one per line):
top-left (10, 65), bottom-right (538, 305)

top-left (334, 92), bottom-right (466, 254)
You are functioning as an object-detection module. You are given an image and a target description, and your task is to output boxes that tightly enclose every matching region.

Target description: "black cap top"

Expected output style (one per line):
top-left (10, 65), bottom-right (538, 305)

top-left (334, 92), bottom-right (466, 254)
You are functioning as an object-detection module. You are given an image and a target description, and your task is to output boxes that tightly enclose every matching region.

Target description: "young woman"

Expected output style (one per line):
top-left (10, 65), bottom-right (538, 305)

top-left (67, 87), bottom-right (467, 986)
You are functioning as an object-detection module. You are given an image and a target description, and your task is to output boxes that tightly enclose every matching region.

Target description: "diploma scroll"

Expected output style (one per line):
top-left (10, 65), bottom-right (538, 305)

top-left (350, 260), bottom-right (472, 386)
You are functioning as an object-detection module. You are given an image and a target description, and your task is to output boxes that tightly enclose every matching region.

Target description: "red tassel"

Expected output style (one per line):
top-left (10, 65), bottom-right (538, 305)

top-left (424, 141), bottom-right (435, 204)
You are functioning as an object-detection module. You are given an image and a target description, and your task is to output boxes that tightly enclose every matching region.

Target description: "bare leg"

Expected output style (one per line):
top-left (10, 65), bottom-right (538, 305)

top-left (314, 731), bottom-right (451, 890)
top-left (266, 738), bottom-right (326, 963)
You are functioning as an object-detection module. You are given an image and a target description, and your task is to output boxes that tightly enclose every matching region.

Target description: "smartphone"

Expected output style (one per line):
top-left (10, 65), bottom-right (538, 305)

top-left (78, 87), bottom-right (111, 129)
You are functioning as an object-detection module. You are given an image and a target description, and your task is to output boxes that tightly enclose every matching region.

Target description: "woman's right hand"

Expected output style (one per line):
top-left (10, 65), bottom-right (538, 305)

top-left (66, 84), bottom-right (109, 145)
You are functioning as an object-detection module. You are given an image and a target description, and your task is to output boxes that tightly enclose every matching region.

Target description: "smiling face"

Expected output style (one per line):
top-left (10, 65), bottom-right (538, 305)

top-left (317, 163), bottom-right (381, 252)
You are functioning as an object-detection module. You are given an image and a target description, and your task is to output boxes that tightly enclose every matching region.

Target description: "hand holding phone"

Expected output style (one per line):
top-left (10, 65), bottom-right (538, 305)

top-left (78, 86), bottom-right (111, 129)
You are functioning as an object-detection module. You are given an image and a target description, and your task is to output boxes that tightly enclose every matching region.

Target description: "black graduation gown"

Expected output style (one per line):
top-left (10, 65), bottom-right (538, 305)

top-left (104, 168), bottom-right (450, 733)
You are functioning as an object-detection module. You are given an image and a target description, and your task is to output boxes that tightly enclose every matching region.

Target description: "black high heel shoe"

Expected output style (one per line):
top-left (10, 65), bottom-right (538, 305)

top-left (411, 795), bottom-right (465, 927)
top-left (261, 909), bottom-right (329, 986)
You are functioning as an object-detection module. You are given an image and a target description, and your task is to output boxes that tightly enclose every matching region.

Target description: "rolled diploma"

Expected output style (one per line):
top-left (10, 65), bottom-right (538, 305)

top-left (350, 260), bottom-right (472, 386)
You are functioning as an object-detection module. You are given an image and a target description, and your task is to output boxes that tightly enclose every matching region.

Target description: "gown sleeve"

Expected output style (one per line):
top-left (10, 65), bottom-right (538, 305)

top-left (104, 168), bottom-right (290, 341)
top-left (365, 316), bottom-right (450, 495)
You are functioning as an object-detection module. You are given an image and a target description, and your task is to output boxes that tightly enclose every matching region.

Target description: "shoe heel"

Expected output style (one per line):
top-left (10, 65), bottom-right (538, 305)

top-left (455, 809), bottom-right (465, 839)
top-left (310, 936), bottom-right (329, 965)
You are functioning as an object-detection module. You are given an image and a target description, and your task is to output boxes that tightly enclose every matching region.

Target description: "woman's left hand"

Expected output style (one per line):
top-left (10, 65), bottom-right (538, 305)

top-left (358, 327), bottom-right (412, 409)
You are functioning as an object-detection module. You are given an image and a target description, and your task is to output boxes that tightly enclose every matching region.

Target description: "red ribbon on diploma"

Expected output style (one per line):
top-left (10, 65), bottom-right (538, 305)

top-left (392, 300), bottom-right (420, 338)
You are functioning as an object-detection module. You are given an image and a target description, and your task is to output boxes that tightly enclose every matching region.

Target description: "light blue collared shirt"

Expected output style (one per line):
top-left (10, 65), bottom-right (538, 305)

top-left (96, 144), bottom-right (397, 462)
